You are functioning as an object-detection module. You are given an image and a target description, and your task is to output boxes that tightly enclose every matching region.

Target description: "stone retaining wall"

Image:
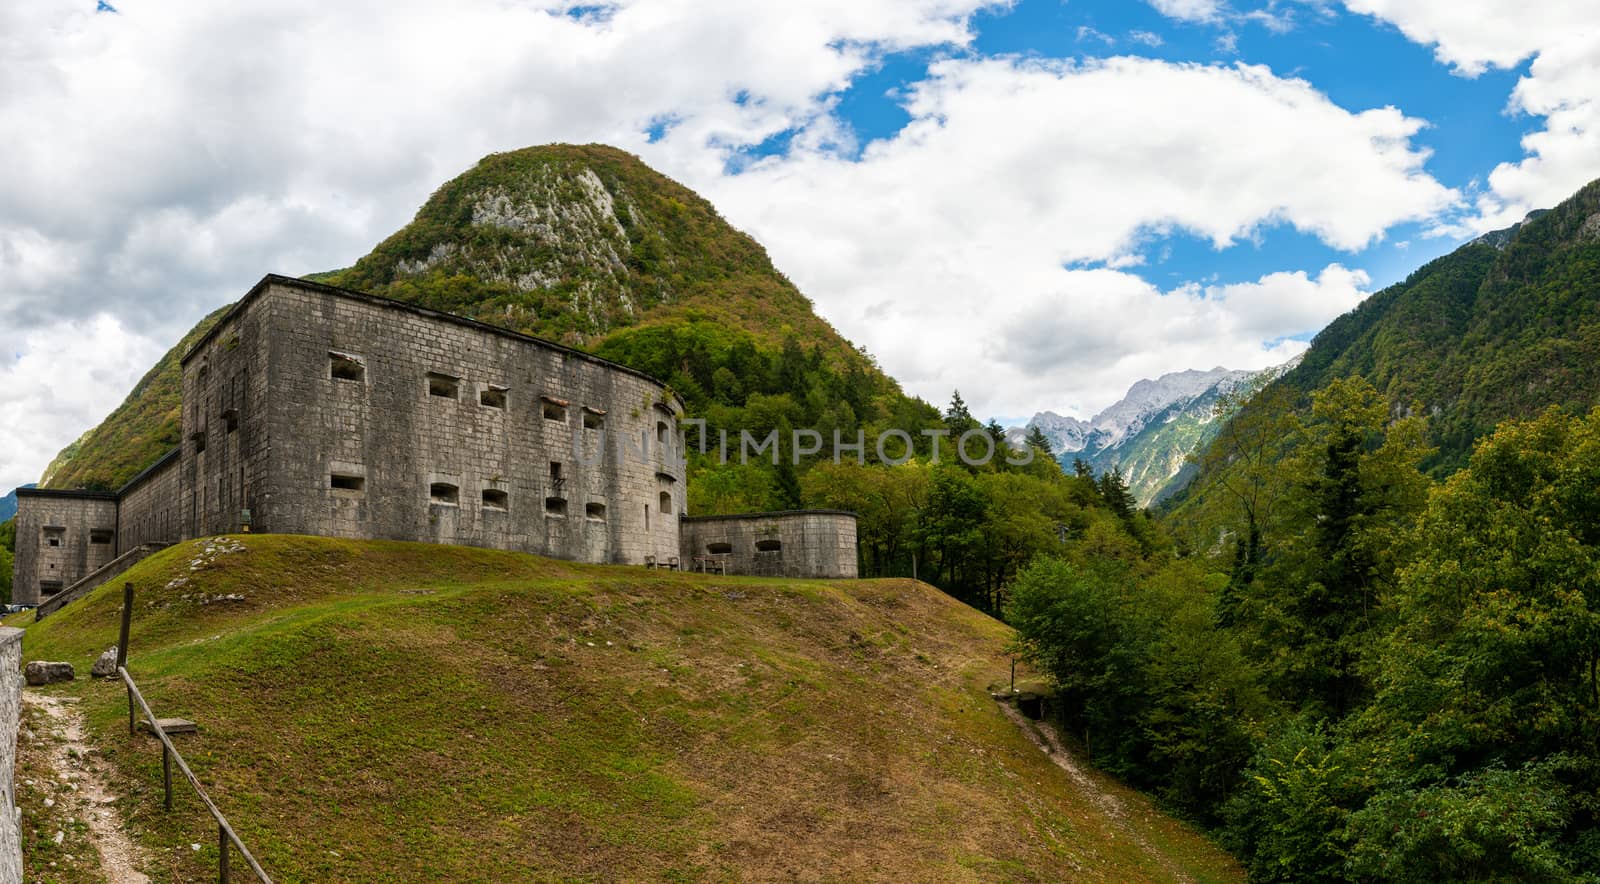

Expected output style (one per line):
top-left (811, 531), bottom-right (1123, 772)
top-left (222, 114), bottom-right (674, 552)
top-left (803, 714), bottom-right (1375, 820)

top-left (0, 626), bottom-right (23, 883)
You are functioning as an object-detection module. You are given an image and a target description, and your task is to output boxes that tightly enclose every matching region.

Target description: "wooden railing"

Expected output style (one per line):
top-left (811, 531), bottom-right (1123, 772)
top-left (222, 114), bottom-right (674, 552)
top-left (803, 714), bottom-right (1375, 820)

top-left (115, 583), bottom-right (274, 883)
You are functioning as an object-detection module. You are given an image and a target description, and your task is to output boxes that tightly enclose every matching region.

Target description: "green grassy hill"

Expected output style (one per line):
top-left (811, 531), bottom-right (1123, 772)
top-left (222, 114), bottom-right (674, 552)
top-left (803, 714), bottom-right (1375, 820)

top-left (16, 535), bottom-right (1239, 882)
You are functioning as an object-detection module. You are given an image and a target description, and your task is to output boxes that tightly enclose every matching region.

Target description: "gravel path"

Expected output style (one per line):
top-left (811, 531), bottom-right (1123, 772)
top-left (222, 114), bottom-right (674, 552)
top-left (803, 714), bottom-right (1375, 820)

top-left (23, 691), bottom-right (151, 884)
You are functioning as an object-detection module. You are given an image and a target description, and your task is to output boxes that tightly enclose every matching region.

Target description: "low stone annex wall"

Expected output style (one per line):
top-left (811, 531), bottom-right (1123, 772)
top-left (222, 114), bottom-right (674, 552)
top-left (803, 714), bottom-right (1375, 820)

top-left (0, 627), bottom-right (22, 883)
top-left (11, 490), bottom-right (120, 607)
top-left (116, 449), bottom-right (182, 554)
top-left (679, 511), bottom-right (858, 579)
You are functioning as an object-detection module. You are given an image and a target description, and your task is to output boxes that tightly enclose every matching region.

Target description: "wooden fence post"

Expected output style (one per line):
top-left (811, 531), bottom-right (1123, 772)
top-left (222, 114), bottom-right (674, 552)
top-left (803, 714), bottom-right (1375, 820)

top-left (120, 583), bottom-right (135, 735)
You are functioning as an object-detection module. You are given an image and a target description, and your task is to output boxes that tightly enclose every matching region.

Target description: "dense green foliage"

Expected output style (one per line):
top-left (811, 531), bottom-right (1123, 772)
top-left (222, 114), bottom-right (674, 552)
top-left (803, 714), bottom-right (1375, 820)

top-left (1010, 376), bottom-right (1600, 880)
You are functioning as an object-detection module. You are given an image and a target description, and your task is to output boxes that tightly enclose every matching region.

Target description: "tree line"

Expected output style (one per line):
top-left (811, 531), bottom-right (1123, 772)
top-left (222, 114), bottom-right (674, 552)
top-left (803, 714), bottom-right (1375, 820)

top-left (1008, 376), bottom-right (1600, 880)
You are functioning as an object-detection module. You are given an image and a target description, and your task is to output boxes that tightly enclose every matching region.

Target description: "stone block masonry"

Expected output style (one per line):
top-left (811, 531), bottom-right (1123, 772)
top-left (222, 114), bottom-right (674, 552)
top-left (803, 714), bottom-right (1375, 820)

top-left (11, 489), bottom-right (118, 607)
top-left (0, 627), bottom-right (21, 883)
top-left (183, 276), bottom-right (688, 565)
top-left (680, 511), bottom-right (858, 579)
top-left (10, 451), bottom-right (180, 608)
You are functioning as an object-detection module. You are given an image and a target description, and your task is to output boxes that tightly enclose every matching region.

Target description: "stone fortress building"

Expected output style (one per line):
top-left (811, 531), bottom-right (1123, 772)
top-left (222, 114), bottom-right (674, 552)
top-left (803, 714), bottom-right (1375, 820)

top-left (13, 275), bottom-right (858, 611)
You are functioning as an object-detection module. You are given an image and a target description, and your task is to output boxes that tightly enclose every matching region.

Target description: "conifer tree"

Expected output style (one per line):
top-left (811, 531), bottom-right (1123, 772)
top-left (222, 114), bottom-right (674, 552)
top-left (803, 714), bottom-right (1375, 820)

top-left (944, 390), bottom-right (977, 433)
top-left (1096, 468), bottom-right (1136, 520)
top-left (1024, 425), bottom-right (1054, 456)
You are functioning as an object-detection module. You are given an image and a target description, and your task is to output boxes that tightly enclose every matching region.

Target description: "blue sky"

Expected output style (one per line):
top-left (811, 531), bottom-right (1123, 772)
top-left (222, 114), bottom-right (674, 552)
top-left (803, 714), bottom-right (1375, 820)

top-left (755, 0), bottom-right (1535, 293)
top-left (1, 0), bottom-right (1597, 489)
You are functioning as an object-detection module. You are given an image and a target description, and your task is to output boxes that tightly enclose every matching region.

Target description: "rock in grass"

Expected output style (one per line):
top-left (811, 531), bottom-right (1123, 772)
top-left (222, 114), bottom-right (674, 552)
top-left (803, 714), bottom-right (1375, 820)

top-left (91, 647), bottom-right (120, 679)
top-left (24, 661), bottom-right (75, 686)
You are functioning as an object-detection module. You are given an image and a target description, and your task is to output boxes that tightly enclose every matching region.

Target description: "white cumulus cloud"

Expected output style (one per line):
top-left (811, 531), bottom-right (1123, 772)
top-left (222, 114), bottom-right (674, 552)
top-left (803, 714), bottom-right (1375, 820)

top-left (702, 56), bottom-right (1446, 414)
top-left (1147, 0), bottom-right (1226, 25)
top-left (1340, 1), bottom-right (1600, 228)
top-left (0, 316), bottom-right (165, 492)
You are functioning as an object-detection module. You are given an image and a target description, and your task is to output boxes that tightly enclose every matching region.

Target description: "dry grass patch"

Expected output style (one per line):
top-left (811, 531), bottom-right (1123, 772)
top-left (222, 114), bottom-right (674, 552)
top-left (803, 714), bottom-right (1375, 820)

top-left (18, 535), bottom-right (1240, 882)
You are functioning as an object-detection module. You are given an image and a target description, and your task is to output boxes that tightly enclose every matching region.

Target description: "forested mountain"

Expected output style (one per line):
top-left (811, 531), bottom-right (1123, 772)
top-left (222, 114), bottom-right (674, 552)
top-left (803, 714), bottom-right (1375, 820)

top-left (37, 143), bottom-right (1094, 617)
top-left (1236, 178), bottom-right (1600, 476)
top-left (42, 144), bottom-right (925, 491)
top-left (0, 486), bottom-right (22, 524)
top-left (1166, 176), bottom-right (1600, 546)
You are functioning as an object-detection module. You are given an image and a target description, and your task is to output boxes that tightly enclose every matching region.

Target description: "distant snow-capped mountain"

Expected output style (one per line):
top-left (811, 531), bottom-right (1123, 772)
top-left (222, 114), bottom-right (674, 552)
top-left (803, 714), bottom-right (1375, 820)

top-left (1022, 362), bottom-right (1294, 505)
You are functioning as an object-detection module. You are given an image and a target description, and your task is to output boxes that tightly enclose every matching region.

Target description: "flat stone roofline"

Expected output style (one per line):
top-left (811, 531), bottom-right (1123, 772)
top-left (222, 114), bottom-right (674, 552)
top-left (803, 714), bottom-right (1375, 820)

top-left (16, 488), bottom-right (119, 501)
top-left (180, 273), bottom-right (682, 400)
top-left (26, 446), bottom-right (180, 500)
top-left (116, 447), bottom-right (180, 495)
top-left (680, 509), bottom-right (857, 522)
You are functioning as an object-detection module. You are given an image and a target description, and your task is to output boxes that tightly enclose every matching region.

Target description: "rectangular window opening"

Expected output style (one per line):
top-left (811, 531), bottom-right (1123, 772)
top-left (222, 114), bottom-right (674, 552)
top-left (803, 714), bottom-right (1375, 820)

top-left (330, 353), bottom-right (365, 382)
top-left (481, 385), bottom-right (508, 409)
top-left (90, 529), bottom-right (115, 545)
top-left (543, 401), bottom-right (567, 422)
top-left (582, 410), bottom-right (604, 430)
top-left (427, 373), bottom-right (459, 399)
top-left (545, 497), bottom-right (567, 516)
top-left (659, 491), bottom-right (672, 515)
top-left (482, 488), bottom-right (509, 511)
top-left (43, 528), bottom-right (64, 548)
top-left (223, 409), bottom-right (240, 433)
top-left (756, 539), bottom-right (783, 553)
top-left (429, 483), bottom-right (459, 505)
top-left (193, 431), bottom-right (207, 454)
top-left (585, 502), bottom-right (606, 520)
top-left (39, 581), bottom-right (63, 597)
top-left (331, 474), bottom-right (365, 493)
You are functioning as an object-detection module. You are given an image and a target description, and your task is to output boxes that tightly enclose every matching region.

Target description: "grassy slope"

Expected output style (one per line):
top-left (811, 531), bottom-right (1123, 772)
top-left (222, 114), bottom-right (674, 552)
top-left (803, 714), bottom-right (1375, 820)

top-left (18, 536), bottom-right (1239, 882)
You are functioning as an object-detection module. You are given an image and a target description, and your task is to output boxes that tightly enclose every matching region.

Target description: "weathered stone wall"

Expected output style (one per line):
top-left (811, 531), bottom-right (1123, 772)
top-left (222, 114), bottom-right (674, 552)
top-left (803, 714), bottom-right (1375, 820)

top-left (0, 627), bottom-right (21, 883)
top-left (679, 511), bottom-right (858, 579)
top-left (116, 449), bottom-right (182, 553)
top-left (180, 297), bottom-right (275, 541)
top-left (11, 491), bottom-right (119, 606)
top-left (182, 277), bottom-right (686, 565)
